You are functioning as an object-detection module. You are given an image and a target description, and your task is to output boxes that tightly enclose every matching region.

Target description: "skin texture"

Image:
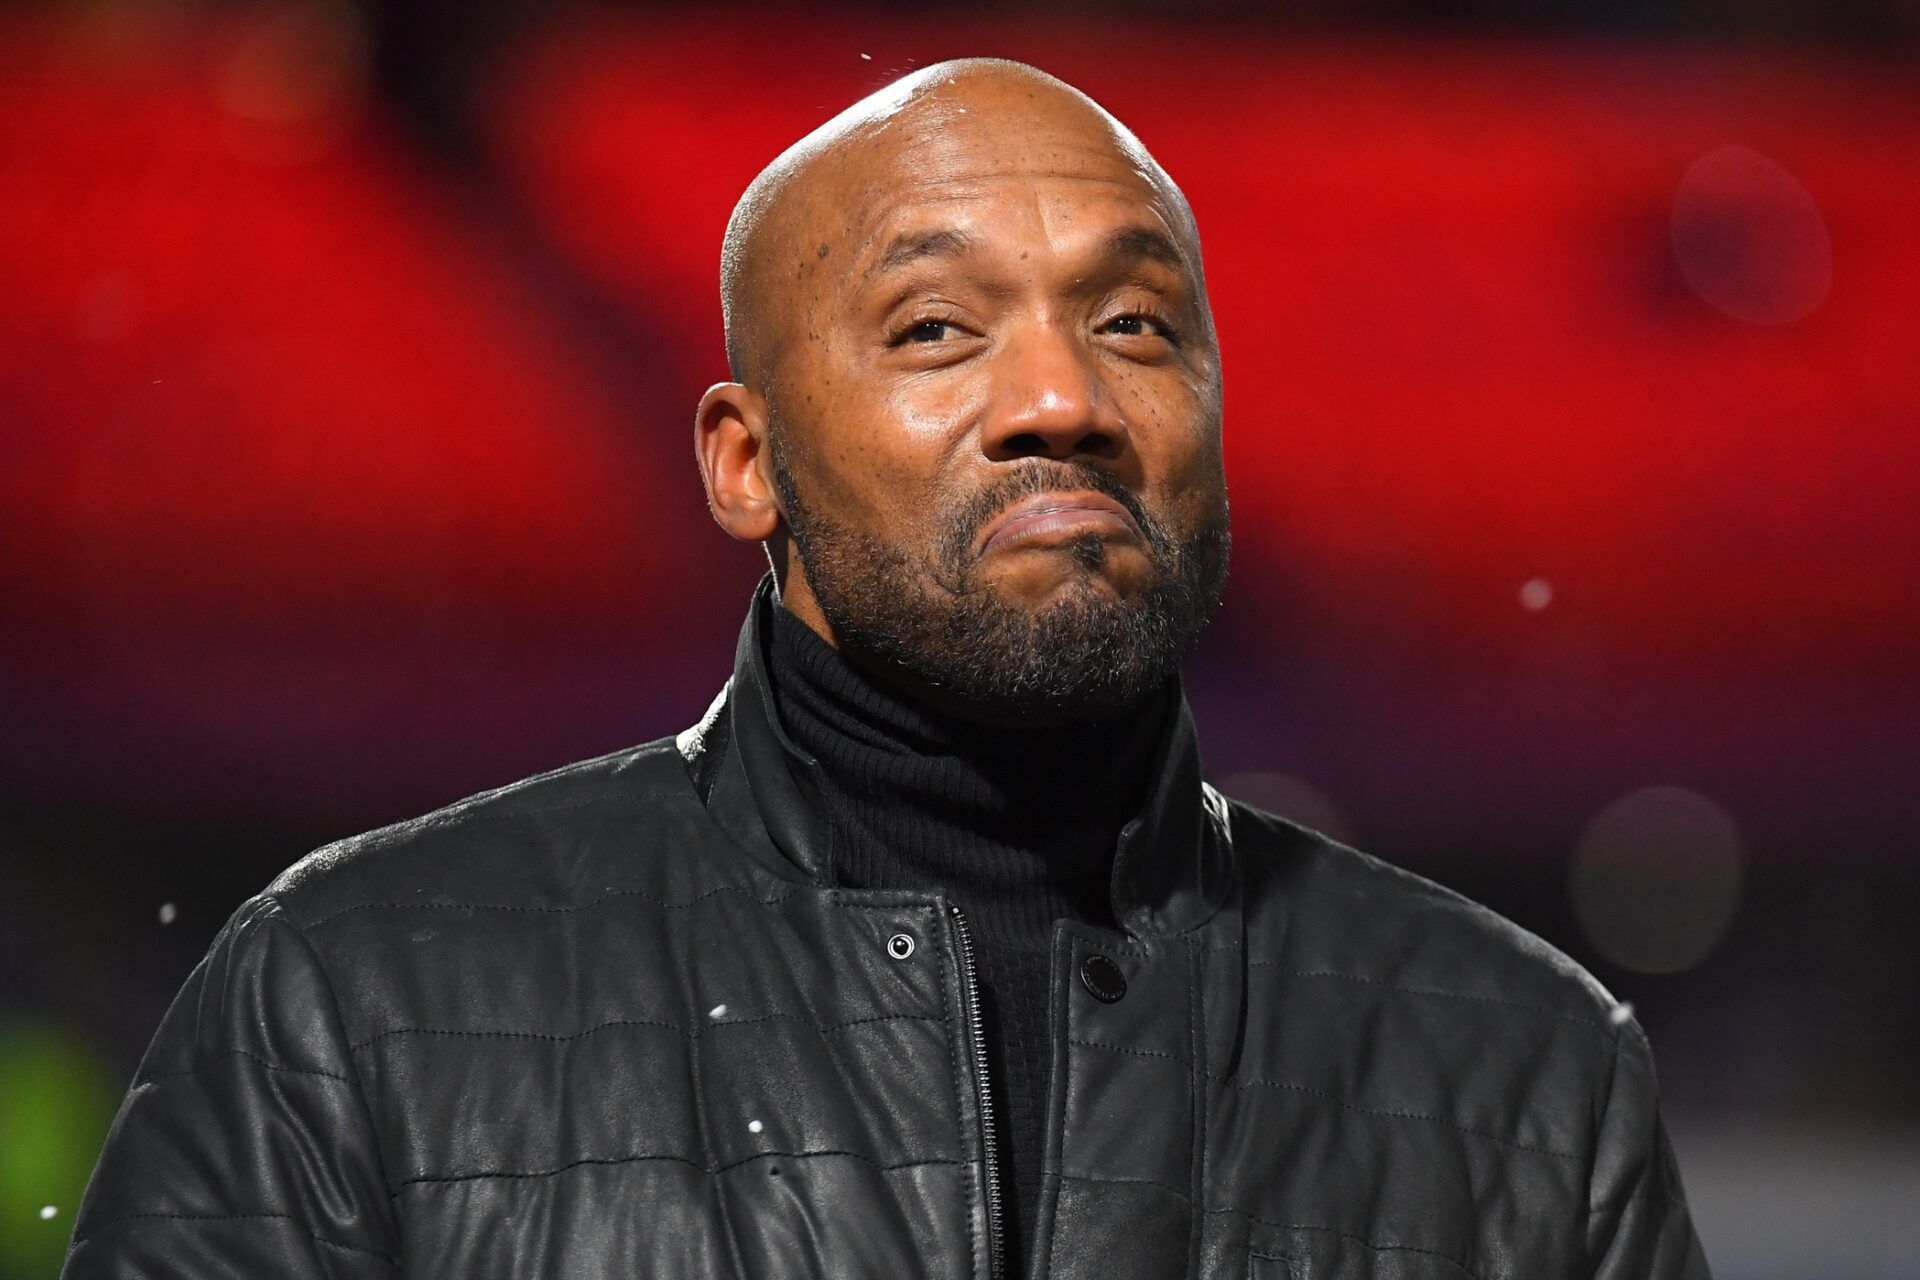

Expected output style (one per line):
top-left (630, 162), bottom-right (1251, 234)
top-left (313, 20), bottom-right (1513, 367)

top-left (695, 59), bottom-right (1229, 724)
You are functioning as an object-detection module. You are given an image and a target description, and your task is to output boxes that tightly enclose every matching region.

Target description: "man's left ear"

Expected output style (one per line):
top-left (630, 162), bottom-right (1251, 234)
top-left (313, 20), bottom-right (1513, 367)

top-left (694, 382), bottom-right (781, 543)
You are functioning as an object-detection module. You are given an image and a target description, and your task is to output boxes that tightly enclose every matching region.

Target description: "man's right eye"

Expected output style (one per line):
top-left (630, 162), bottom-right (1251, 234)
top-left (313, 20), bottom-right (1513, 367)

top-left (903, 320), bottom-right (955, 343)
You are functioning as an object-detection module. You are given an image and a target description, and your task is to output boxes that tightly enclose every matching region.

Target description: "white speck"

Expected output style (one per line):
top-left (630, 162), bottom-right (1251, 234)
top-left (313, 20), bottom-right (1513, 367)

top-left (860, 53), bottom-right (871, 60)
top-left (1519, 577), bottom-right (1554, 611)
top-left (747, 1119), bottom-right (764, 1134)
top-left (39, 1205), bottom-right (57, 1221)
top-left (158, 902), bottom-right (178, 925)
top-left (1609, 1002), bottom-right (1634, 1026)
top-left (708, 1003), bottom-right (727, 1019)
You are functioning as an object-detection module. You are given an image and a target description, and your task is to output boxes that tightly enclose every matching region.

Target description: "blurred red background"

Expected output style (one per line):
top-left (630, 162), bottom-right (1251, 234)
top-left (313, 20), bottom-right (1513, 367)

top-left (2, 3), bottom-right (1917, 1277)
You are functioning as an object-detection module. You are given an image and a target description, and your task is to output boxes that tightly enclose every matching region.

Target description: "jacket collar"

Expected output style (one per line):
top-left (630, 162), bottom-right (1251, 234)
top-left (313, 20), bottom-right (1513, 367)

top-left (682, 574), bottom-right (1232, 938)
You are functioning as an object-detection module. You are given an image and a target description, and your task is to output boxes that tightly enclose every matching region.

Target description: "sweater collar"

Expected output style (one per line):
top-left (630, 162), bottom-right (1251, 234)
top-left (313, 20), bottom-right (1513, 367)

top-left (685, 573), bottom-right (1232, 938)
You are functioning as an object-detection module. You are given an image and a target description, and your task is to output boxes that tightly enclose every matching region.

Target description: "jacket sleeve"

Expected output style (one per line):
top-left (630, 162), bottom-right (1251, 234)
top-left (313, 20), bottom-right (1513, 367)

top-left (1586, 1017), bottom-right (1713, 1279)
top-left (63, 894), bottom-right (400, 1278)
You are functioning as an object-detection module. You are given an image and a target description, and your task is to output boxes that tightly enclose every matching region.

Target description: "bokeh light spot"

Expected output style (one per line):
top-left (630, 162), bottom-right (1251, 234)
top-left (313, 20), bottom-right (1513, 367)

top-left (1519, 577), bottom-right (1554, 611)
top-left (1570, 785), bottom-right (1745, 974)
top-left (1672, 145), bottom-right (1831, 325)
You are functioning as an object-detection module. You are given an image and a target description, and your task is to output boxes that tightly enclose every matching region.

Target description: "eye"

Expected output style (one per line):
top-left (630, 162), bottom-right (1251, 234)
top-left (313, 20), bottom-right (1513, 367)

top-left (908, 320), bottom-right (953, 342)
top-left (1101, 313), bottom-right (1175, 340)
top-left (900, 319), bottom-right (959, 344)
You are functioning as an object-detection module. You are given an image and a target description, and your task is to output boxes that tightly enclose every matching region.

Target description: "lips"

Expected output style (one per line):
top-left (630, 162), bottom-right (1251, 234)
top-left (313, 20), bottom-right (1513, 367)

top-left (976, 489), bottom-right (1146, 554)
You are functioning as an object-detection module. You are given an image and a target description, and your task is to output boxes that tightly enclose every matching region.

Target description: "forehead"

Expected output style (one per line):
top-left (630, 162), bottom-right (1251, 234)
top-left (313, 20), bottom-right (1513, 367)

top-left (830, 106), bottom-right (1189, 266)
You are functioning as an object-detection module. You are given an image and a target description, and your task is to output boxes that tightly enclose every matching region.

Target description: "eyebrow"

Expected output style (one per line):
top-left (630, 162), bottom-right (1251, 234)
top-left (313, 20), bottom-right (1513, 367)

top-left (1101, 226), bottom-right (1191, 276)
top-left (860, 223), bottom-right (1192, 286)
top-left (864, 228), bottom-right (981, 283)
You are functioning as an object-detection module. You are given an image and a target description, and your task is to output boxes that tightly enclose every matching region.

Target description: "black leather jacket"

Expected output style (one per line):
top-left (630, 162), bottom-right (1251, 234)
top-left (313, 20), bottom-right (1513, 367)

top-left (66, 579), bottom-right (1711, 1279)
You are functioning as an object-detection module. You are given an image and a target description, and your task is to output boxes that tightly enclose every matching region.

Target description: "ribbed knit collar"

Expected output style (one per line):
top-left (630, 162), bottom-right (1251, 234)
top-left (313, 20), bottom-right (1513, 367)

top-left (766, 602), bottom-right (1170, 938)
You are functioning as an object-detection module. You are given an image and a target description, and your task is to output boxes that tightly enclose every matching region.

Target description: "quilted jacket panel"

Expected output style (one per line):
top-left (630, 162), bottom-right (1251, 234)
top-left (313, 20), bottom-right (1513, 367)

top-left (65, 581), bottom-right (1710, 1279)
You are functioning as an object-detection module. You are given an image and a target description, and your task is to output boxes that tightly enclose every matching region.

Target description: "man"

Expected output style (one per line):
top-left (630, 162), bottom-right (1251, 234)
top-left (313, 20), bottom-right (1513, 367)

top-left (66, 59), bottom-right (1710, 1279)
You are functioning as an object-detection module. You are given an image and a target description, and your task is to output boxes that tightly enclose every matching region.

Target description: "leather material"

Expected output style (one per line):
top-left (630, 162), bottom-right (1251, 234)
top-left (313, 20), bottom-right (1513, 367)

top-left (66, 577), bottom-right (1711, 1278)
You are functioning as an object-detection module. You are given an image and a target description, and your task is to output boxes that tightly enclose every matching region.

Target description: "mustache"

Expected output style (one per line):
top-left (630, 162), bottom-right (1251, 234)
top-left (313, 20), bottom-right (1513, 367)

top-left (937, 462), bottom-right (1172, 566)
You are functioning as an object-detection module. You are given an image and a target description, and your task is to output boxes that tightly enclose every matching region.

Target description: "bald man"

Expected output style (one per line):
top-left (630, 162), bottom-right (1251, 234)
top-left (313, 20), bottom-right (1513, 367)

top-left (67, 60), bottom-right (1710, 1280)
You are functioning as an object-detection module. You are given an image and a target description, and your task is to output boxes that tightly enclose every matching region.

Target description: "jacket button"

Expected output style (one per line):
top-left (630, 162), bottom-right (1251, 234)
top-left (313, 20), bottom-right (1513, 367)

top-left (886, 933), bottom-right (915, 960)
top-left (1079, 953), bottom-right (1127, 1003)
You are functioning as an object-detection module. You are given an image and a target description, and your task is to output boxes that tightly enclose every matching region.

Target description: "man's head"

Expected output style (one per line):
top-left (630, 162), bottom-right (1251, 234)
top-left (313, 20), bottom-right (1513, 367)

top-left (695, 58), bottom-right (1229, 725)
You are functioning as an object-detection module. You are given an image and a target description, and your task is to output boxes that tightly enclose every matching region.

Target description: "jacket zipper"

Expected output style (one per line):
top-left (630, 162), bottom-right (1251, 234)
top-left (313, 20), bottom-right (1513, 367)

top-left (947, 903), bottom-right (1004, 1280)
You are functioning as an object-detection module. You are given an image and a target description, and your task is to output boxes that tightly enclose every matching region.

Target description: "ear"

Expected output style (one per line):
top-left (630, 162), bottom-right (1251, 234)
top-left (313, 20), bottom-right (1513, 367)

top-left (695, 382), bottom-right (781, 543)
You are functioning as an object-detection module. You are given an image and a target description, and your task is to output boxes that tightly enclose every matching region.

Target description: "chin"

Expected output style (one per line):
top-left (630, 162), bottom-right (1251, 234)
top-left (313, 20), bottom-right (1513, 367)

top-left (984, 541), bottom-right (1150, 610)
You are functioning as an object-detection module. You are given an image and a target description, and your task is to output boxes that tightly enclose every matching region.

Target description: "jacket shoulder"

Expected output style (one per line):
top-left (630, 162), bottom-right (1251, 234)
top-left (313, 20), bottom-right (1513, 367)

top-left (1223, 796), bottom-right (1623, 1029)
top-left (263, 734), bottom-right (712, 928)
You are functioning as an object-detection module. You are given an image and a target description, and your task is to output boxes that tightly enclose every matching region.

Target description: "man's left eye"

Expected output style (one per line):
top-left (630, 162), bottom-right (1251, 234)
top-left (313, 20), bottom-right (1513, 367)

top-left (1101, 314), bottom-right (1170, 339)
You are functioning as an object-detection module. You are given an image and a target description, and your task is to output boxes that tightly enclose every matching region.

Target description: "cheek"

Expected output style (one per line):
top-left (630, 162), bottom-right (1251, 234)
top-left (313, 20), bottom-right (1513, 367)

top-left (803, 363), bottom-right (978, 524)
top-left (1123, 374), bottom-right (1225, 522)
top-left (1119, 369), bottom-right (1215, 462)
top-left (1108, 352), bottom-right (1206, 421)
top-left (876, 380), bottom-right (979, 455)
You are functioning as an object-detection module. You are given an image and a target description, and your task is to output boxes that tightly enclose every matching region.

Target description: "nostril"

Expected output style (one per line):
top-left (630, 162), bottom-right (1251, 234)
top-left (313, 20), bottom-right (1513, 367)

top-left (1001, 432), bottom-right (1050, 457)
top-left (1074, 430), bottom-right (1122, 459)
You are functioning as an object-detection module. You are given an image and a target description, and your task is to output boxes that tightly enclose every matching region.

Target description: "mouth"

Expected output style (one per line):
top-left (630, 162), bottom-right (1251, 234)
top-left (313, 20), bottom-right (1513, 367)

top-left (975, 489), bottom-right (1146, 556)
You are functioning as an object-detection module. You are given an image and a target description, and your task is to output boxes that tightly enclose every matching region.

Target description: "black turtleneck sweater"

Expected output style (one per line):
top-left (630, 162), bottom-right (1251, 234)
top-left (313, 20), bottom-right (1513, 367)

top-left (767, 604), bottom-right (1166, 1272)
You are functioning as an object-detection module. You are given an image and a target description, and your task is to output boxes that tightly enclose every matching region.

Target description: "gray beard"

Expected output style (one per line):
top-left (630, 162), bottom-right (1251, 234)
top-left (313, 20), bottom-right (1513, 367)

top-left (771, 441), bottom-right (1230, 724)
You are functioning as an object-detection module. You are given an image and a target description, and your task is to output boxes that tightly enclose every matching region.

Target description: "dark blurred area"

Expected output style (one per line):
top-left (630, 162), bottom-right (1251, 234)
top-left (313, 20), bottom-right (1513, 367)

top-left (3, 1), bottom-right (1917, 1276)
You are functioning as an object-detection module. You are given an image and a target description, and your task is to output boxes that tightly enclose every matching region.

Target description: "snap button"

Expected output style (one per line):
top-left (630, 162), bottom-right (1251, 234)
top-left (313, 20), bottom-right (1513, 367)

top-left (1079, 953), bottom-right (1127, 1003)
top-left (886, 933), bottom-right (916, 960)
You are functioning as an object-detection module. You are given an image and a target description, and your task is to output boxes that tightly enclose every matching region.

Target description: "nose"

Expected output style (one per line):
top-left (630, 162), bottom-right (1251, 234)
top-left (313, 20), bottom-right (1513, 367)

top-left (979, 324), bottom-right (1128, 463)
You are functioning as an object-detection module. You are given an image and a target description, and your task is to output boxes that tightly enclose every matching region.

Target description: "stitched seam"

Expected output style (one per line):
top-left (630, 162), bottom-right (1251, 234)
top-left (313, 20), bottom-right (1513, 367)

top-left (1068, 1037), bottom-right (1190, 1066)
top-left (297, 786), bottom-right (692, 898)
top-left (717, 1151), bottom-right (964, 1177)
top-left (305, 879), bottom-right (794, 929)
top-left (349, 1010), bottom-right (937, 1052)
top-left (1226, 1071), bottom-right (1581, 1162)
top-left (1057, 1170), bottom-right (1193, 1203)
top-left (1226, 1073), bottom-right (1581, 1161)
top-left (1252, 966), bottom-right (1610, 1033)
top-left (1068, 1039), bottom-right (1580, 1161)
top-left (1210, 1206), bottom-right (1485, 1280)
top-left (260, 896), bottom-right (402, 1267)
top-left (371, 789), bottom-right (682, 844)
top-left (1076, 940), bottom-right (1153, 957)
top-left (825, 893), bottom-right (946, 912)
top-left (377, 745), bottom-right (673, 828)
top-left (1582, 1016), bottom-right (1628, 1252)
top-left (137, 1047), bottom-right (355, 1085)
top-left (69, 1212), bottom-right (397, 1265)
top-left (392, 1150), bottom-right (966, 1191)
